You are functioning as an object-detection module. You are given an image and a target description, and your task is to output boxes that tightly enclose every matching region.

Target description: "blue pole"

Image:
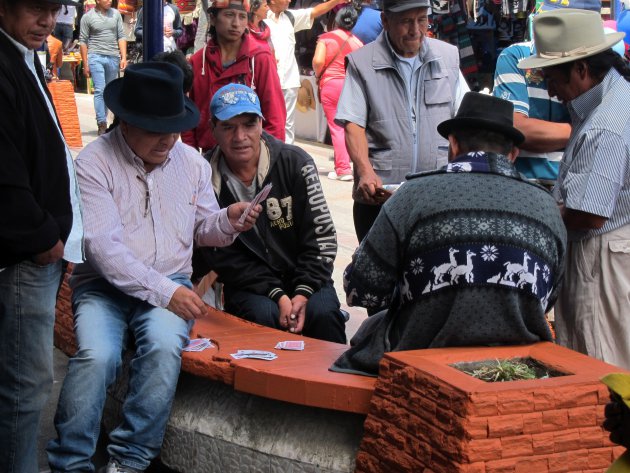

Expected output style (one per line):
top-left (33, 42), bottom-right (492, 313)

top-left (143, 0), bottom-right (164, 61)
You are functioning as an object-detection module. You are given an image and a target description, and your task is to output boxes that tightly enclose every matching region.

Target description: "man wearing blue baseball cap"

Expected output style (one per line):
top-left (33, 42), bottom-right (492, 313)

top-left (197, 84), bottom-right (347, 343)
top-left (0, 0), bottom-right (84, 469)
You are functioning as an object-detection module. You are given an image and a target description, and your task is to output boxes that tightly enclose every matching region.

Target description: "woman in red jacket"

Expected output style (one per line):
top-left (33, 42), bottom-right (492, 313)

top-left (182, 0), bottom-right (286, 152)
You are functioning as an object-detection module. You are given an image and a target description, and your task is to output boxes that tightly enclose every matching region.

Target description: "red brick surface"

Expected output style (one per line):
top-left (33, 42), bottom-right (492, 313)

top-left (355, 344), bottom-right (628, 472)
top-left (47, 80), bottom-right (82, 148)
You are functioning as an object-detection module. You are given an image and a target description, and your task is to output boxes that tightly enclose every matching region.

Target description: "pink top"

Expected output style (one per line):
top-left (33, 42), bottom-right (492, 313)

top-left (317, 29), bottom-right (363, 87)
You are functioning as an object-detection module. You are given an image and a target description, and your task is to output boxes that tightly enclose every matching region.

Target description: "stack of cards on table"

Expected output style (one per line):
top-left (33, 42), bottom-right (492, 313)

top-left (231, 350), bottom-right (277, 360)
top-left (183, 338), bottom-right (213, 352)
top-left (275, 340), bottom-right (305, 351)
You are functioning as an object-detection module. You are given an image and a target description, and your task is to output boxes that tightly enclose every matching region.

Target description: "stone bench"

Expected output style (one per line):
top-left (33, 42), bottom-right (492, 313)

top-left (54, 269), bottom-right (626, 472)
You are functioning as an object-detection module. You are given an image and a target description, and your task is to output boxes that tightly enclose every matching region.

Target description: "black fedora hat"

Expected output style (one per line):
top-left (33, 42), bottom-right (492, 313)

top-left (437, 92), bottom-right (525, 145)
top-left (104, 62), bottom-right (199, 134)
top-left (22, 0), bottom-right (80, 7)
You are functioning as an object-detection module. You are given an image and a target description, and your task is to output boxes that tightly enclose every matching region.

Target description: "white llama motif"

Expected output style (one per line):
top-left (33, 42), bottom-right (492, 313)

top-left (401, 272), bottom-right (413, 302)
top-left (449, 250), bottom-right (476, 284)
top-left (516, 262), bottom-right (540, 294)
top-left (431, 248), bottom-right (459, 285)
top-left (502, 252), bottom-right (531, 282)
top-left (486, 273), bottom-right (502, 283)
top-left (447, 162), bottom-right (473, 172)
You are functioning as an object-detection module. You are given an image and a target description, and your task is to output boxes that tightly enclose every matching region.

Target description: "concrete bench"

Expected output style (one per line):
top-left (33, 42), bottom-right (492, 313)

top-left (54, 269), bottom-right (624, 472)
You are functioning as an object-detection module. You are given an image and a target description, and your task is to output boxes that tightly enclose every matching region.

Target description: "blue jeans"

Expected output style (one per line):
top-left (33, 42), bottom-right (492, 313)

top-left (0, 260), bottom-right (62, 473)
top-left (47, 276), bottom-right (193, 472)
top-left (88, 53), bottom-right (119, 124)
top-left (225, 284), bottom-right (347, 344)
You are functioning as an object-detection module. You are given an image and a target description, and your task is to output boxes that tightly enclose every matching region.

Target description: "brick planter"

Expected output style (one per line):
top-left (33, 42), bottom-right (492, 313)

top-left (356, 343), bottom-right (628, 473)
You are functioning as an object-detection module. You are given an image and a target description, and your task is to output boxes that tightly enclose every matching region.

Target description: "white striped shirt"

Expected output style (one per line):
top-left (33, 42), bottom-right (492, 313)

top-left (70, 127), bottom-right (238, 307)
top-left (553, 68), bottom-right (630, 240)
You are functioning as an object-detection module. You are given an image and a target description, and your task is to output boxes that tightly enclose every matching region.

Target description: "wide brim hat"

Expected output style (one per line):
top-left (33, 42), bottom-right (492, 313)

top-left (437, 92), bottom-right (525, 145)
top-left (104, 62), bottom-right (199, 134)
top-left (518, 9), bottom-right (625, 70)
top-left (296, 79), bottom-right (316, 113)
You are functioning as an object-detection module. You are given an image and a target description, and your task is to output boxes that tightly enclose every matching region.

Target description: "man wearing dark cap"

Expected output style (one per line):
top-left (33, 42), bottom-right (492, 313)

top-left (519, 9), bottom-right (630, 368)
top-left (46, 63), bottom-right (259, 473)
top-left (331, 92), bottom-right (567, 376)
top-left (0, 0), bottom-right (84, 469)
top-left (335, 0), bottom-right (469, 242)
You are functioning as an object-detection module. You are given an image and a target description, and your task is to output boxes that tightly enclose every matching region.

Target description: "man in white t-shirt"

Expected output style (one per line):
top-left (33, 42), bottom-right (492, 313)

top-left (265, 0), bottom-right (349, 143)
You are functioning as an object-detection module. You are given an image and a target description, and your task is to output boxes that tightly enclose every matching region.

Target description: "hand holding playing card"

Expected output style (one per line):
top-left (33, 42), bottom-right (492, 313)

top-left (227, 201), bottom-right (261, 232)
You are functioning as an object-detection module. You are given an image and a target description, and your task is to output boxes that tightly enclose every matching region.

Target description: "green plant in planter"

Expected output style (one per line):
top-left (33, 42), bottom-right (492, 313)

top-left (462, 358), bottom-right (547, 382)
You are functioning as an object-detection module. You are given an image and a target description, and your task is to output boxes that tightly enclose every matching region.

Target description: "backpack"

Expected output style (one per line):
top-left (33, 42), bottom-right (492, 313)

top-left (285, 10), bottom-right (295, 26)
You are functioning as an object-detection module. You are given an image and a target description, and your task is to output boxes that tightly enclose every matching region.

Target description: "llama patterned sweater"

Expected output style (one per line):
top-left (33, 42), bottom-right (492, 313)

top-left (332, 152), bottom-right (567, 376)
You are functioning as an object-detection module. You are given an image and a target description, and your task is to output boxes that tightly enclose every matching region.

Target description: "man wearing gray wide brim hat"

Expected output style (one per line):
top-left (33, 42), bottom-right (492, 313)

top-left (521, 8), bottom-right (630, 369)
top-left (0, 0), bottom-right (83, 469)
top-left (335, 0), bottom-right (470, 243)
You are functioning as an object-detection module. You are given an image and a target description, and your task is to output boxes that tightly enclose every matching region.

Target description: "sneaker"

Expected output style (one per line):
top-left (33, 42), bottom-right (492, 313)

top-left (97, 122), bottom-right (108, 136)
top-left (99, 459), bottom-right (143, 473)
top-left (327, 171), bottom-right (353, 181)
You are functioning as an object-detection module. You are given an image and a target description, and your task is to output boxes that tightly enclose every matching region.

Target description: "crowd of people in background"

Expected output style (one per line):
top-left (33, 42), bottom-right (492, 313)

top-left (1, 0), bottom-right (630, 470)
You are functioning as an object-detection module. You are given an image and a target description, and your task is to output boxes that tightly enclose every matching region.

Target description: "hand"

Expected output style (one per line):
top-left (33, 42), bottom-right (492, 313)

top-left (604, 392), bottom-right (630, 449)
top-left (277, 295), bottom-right (293, 330)
top-left (289, 294), bottom-right (307, 334)
top-left (83, 63), bottom-right (90, 78)
top-left (119, 58), bottom-right (128, 71)
top-left (167, 286), bottom-right (207, 320)
top-left (164, 25), bottom-right (173, 37)
top-left (356, 167), bottom-right (383, 204)
top-left (227, 202), bottom-right (262, 232)
top-left (32, 239), bottom-right (64, 266)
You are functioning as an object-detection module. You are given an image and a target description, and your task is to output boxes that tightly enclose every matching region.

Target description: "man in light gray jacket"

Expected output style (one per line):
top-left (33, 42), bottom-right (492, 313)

top-left (336, 0), bottom-right (469, 241)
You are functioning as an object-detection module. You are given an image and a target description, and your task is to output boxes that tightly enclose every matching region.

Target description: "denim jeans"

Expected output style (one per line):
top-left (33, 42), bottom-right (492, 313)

top-left (88, 53), bottom-right (119, 124)
top-left (47, 276), bottom-right (193, 472)
top-left (225, 284), bottom-right (347, 344)
top-left (0, 260), bottom-right (62, 473)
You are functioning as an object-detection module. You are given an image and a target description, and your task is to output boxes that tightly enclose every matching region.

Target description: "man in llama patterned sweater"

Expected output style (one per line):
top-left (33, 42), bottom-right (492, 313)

top-left (331, 93), bottom-right (567, 377)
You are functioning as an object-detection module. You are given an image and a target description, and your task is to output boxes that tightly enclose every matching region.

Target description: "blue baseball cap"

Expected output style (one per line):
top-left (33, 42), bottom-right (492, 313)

top-left (210, 84), bottom-right (264, 121)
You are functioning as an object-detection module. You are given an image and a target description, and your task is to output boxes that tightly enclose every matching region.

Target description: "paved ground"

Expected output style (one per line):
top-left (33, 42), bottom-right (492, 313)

top-left (38, 92), bottom-right (368, 470)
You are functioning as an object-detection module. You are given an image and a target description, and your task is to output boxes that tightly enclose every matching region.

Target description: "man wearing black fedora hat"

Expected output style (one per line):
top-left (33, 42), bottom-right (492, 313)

top-left (519, 9), bottom-right (630, 369)
top-left (46, 63), bottom-right (259, 473)
top-left (331, 92), bottom-right (567, 376)
top-left (0, 0), bottom-right (84, 469)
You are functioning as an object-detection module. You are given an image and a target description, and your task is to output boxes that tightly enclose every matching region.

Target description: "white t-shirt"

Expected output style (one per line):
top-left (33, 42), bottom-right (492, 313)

top-left (264, 8), bottom-right (313, 89)
top-left (163, 4), bottom-right (176, 52)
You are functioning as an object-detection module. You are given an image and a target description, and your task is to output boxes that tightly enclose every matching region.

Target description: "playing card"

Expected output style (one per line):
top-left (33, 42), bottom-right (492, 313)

top-left (275, 341), bottom-right (305, 351)
top-left (183, 338), bottom-right (213, 352)
top-left (230, 349), bottom-right (277, 360)
top-left (238, 183), bottom-right (273, 224)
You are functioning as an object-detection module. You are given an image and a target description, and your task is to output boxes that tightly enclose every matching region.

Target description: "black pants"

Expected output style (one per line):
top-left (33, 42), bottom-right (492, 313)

top-left (353, 201), bottom-right (383, 242)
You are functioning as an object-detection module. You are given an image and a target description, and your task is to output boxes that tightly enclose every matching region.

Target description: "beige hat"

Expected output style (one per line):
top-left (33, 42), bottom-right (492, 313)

top-left (296, 79), bottom-right (316, 113)
top-left (518, 9), bottom-right (625, 69)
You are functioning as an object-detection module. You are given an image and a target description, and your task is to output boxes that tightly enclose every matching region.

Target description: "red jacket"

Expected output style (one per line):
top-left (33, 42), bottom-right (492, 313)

top-left (182, 34), bottom-right (286, 151)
